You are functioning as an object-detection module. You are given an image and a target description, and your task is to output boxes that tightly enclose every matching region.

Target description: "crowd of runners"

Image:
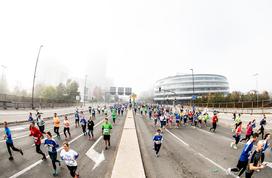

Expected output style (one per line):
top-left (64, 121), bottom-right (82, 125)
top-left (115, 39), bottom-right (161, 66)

top-left (134, 103), bottom-right (271, 178)
top-left (3, 103), bottom-right (127, 178)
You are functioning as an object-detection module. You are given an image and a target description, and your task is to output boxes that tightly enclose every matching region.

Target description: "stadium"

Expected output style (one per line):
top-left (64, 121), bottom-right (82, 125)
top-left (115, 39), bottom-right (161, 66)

top-left (154, 74), bottom-right (229, 103)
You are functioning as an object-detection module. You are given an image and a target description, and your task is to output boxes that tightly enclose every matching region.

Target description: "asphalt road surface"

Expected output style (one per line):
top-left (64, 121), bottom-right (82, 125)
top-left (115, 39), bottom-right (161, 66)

top-left (0, 109), bottom-right (271, 178)
top-left (0, 111), bottom-right (126, 178)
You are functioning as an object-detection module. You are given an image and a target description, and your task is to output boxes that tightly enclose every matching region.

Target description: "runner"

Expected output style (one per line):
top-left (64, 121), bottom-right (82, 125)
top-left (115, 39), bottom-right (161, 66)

top-left (3, 121), bottom-right (23, 160)
top-left (37, 114), bottom-right (45, 134)
top-left (102, 118), bottom-right (112, 150)
top-left (153, 111), bottom-right (159, 127)
top-left (87, 116), bottom-right (95, 140)
top-left (203, 113), bottom-right (210, 127)
top-left (258, 115), bottom-right (266, 139)
top-left (28, 112), bottom-right (34, 124)
top-left (63, 116), bottom-right (71, 139)
top-left (53, 113), bottom-right (61, 138)
top-left (29, 123), bottom-right (46, 160)
top-left (227, 133), bottom-right (259, 177)
top-left (91, 108), bottom-right (96, 118)
top-left (74, 110), bottom-right (80, 128)
top-left (261, 133), bottom-right (271, 164)
top-left (230, 121), bottom-right (242, 149)
top-left (240, 121), bottom-right (253, 142)
top-left (175, 112), bottom-right (181, 128)
top-left (79, 111), bottom-right (87, 136)
top-left (60, 142), bottom-right (79, 178)
top-left (44, 131), bottom-right (61, 176)
top-left (245, 141), bottom-right (266, 178)
top-left (209, 113), bottom-right (218, 132)
top-left (111, 107), bottom-right (117, 124)
top-left (153, 129), bottom-right (163, 157)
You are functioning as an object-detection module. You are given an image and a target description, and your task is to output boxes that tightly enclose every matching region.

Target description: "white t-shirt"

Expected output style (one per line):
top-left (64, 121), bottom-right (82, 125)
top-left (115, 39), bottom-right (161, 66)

top-left (60, 149), bottom-right (79, 166)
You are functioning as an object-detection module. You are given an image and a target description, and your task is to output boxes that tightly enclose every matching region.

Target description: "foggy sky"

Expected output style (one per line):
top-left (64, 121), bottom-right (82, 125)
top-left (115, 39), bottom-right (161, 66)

top-left (0, 0), bottom-right (272, 96)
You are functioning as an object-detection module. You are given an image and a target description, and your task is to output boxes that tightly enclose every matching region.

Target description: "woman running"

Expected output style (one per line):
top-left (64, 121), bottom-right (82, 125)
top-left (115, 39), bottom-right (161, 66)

top-left (240, 121), bottom-right (253, 142)
top-left (87, 116), bottom-right (95, 140)
top-left (37, 114), bottom-right (45, 134)
top-left (29, 123), bottom-right (46, 160)
top-left (63, 116), bottom-right (71, 139)
top-left (44, 131), bottom-right (61, 176)
top-left (231, 122), bottom-right (242, 150)
top-left (80, 112), bottom-right (87, 136)
top-left (60, 142), bottom-right (79, 178)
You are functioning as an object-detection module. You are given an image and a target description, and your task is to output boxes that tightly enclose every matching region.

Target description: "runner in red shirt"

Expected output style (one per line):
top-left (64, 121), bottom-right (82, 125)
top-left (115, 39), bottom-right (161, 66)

top-left (209, 113), bottom-right (218, 132)
top-left (29, 123), bottom-right (46, 160)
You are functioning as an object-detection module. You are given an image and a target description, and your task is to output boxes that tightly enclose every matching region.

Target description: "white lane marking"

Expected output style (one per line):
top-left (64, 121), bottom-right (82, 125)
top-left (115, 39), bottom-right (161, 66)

top-left (9, 119), bottom-right (105, 178)
top-left (165, 129), bottom-right (189, 147)
top-left (165, 129), bottom-right (237, 178)
top-left (86, 136), bottom-right (105, 170)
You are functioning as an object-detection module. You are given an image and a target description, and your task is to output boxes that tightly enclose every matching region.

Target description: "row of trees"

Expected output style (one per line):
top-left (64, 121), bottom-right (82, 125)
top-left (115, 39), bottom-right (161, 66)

top-left (195, 91), bottom-right (270, 104)
top-left (35, 79), bottom-right (80, 102)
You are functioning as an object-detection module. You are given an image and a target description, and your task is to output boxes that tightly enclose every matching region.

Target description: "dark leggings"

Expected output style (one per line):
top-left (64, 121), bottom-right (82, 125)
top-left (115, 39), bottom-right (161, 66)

top-left (231, 160), bottom-right (247, 176)
top-left (54, 127), bottom-right (60, 137)
top-left (67, 165), bottom-right (77, 177)
top-left (81, 125), bottom-right (86, 134)
top-left (210, 123), bottom-right (217, 132)
top-left (6, 142), bottom-right (20, 157)
top-left (88, 129), bottom-right (94, 137)
top-left (154, 143), bottom-right (161, 155)
top-left (64, 128), bottom-right (71, 138)
top-left (35, 144), bottom-right (46, 158)
top-left (38, 125), bottom-right (45, 134)
top-left (49, 152), bottom-right (60, 170)
top-left (258, 126), bottom-right (264, 139)
top-left (240, 135), bottom-right (251, 142)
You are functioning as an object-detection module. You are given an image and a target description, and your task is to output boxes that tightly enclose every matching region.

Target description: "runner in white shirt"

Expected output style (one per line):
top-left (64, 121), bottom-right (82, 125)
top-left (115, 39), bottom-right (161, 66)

top-left (60, 142), bottom-right (79, 178)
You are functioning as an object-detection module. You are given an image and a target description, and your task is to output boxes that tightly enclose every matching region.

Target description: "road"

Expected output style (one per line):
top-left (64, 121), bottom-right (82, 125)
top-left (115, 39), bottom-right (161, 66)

top-left (135, 113), bottom-right (272, 178)
top-left (0, 109), bottom-right (271, 178)
top-left (0, 110), bottom-right (126, 178)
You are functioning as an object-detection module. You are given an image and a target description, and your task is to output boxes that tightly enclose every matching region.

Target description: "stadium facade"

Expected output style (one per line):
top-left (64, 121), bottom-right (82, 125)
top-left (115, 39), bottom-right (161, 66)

top-left (154, 74), bottom-right (229, 103)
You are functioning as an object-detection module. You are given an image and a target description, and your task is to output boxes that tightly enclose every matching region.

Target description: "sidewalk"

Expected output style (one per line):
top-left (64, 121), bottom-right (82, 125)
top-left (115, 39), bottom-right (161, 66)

top-left (111, 109), bottom-right (145, 178)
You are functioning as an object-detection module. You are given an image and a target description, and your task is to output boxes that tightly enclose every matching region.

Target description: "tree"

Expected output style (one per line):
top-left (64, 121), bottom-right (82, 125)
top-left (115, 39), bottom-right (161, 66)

top-left (56, 83), bottom-right (66, 100)
top-left (65, 79), bottom-right (80, 102)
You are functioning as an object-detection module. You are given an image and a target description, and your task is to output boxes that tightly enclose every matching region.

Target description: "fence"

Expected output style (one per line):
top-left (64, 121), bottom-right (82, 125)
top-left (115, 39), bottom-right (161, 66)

top-left (0, 94), bottom-right (79, 110)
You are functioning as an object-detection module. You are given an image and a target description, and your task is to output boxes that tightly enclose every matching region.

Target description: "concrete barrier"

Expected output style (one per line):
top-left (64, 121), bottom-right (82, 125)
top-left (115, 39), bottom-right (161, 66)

top-left (111, 109), bottom-right (145, 178)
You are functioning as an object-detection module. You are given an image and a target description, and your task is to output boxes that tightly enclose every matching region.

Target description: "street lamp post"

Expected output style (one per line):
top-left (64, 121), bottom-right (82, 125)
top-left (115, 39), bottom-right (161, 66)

top-left (253, 73), bottom-right (259, 108)
top-left (83, 75), bottom-right (88, 106)
top-left (31, 45), bottom-right (43, 110)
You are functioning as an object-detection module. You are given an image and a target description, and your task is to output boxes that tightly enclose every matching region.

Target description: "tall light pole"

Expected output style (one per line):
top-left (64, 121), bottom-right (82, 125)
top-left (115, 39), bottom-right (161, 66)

top-left (253, 73), bottom-right (259, 108)
top-left (190, 69), bottom-right (195, 106)
top-left (31, 45), bottom-right (43, 110)
top-left (0, 65), bottom-right (7, 94)
top-left (83, 75), bottom-right (88, 106)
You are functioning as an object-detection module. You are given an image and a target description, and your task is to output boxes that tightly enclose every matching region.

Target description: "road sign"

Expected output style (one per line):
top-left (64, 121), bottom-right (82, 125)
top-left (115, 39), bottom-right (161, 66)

top-left (125, 87), bottom-right (132, 95)
top-left (118, 87), bottom-right (124, 95)
top-left (110, 87), bottom-right (117, 95)
top-left (192, 95), bottom-right (197, 100)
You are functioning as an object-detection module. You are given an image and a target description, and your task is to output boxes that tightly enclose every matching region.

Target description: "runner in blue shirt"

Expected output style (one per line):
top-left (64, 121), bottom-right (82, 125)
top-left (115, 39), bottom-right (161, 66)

top-left (44, 131), bottom-right (61, 176)
top-left (3, 121), bottom-right (23, 160)
top-left (153, 129), bottom-right (163, 157)
top-left (227, 133), bottom-right (259, 177)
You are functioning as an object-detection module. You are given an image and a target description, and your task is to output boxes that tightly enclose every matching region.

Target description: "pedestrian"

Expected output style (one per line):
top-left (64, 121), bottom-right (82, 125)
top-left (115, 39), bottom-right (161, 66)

top-left (53, 113), bottom-right (60, 138)
top-left (102, 118), bottom-right (112, 150)
top-left (3, 121), bottom-right (23, 160)
top-left (230, 122), bottom-right (242, 149)
top-left (87, 116), bottom-right (95, 140)
top-left (44, 131), bottom-right (61, 176)
top-left (80, 111), bottom-right (87, 136)
top-left (240, 121), bottom-right (253, 142)
top-left (37, 114), bottom-right (45, 134)
top-left (63, 116), bottom-right (71, 139)
top-left (28, 112), bottom-right (34, 124)
top-left (29, 123), bottom-right (46, 160)
top-left (227, 133), bottom-right (259, 177)
top-left (74, 110), bottom-right (80, 128)
top-left (153, 111), bottom-right (158, 127)
top-left (261, 133), bottom-right (271, 164)
top-left (245, 141), bottom-right (266, 178)
top-left (258, 115), bottom-right (266, 139)
top-left (175, 112), bottom-right (180, 128)
top-left (209, 113), bottom-right (218, 132)
top-left (111, 108), bottom-right (117, 124)
top-left (153, 129), bottom-right (163, 157)
top-left (203, 113), bottom-right (210, 127)
top-left (60, 142), bottom-right (79, 178)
